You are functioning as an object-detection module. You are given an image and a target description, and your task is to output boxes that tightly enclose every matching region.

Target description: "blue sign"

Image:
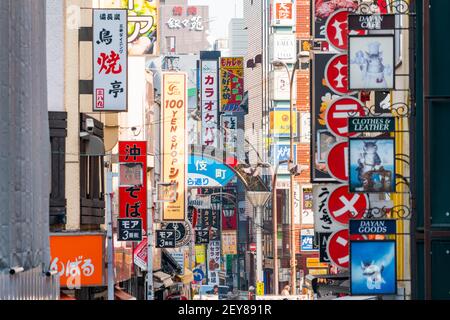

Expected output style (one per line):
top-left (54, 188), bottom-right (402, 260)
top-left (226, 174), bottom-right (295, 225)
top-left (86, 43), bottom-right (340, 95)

top-left (350, 241), bottom-right (397, 296)
top-left (301, 235), bottom-right (314, 251)
top-left (193, 268), bottom-right (205, 282)
top-left (349, 219), bottom-right (397, 236)
top-left (188, 155), bottom-right (235, 187)
top-left (271, 143), bottom-right (297, 173)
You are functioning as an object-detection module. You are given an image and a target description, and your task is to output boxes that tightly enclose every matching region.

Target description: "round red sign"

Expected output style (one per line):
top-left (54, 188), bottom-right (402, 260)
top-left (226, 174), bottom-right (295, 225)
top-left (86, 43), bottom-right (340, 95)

top-left (327, 185), bottom-right (369, 225)
top-left (325, 54), bottom-right (356, 96)
top-left (327, 229), bottom-right (363, 269)
top-left (325, 9), bottom-right (367, 51)
top-left (326, 142), bottom-right (349, 182)
top-left (325, 96), bottom-right (365, 138)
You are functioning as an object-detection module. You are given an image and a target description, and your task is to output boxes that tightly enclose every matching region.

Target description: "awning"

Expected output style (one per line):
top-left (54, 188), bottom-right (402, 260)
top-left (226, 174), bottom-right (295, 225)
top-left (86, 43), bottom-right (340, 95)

top-left (154, 271), bottom-right (174, 288)
top-left (175, 268), bottom-right (193, 285)
top-left (115, 286), bottom-right (136, 300)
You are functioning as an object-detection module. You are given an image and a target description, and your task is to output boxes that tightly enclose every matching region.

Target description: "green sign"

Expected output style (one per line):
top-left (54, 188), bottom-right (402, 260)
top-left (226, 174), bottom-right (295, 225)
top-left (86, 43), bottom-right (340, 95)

top-left (348, 117), bottom-right (395, 133)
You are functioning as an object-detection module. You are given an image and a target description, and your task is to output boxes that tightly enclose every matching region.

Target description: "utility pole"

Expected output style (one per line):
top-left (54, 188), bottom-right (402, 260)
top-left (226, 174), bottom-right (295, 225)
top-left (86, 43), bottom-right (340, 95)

top-left (147, 186), bottom-right (154, 300)
top-left (106, 168), bottom-right (118, 300)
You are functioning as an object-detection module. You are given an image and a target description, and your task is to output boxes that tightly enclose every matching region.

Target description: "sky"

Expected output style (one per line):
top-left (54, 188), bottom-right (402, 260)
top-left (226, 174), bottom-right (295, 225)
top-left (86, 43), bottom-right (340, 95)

top-left (188, 0), bottom-right (244, 42)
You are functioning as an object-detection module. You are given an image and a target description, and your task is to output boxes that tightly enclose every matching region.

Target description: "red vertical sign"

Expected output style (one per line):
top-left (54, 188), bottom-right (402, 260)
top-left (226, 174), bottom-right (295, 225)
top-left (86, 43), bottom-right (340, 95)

top-left (119, 141), bottom-right (147, 231)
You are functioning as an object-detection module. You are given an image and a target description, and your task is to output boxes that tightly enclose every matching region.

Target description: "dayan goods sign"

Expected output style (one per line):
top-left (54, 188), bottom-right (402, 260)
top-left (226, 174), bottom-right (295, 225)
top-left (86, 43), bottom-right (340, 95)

top-left (349, 219), bottom-right (397, 236)
top-left (220, 57), bottom-right (244, 112)
top-left (119, 141), bottom-right (147, 230)
top-left (162, 72), bottom-right (187, 221)
top-left (50, 234), bottom-right (105, 287)
top-left (201, 60), bottom-right (219, 147)
top-left (93, 9), bottom-right (127, 111)
top-left (271, 0), bottom-right (295, 26)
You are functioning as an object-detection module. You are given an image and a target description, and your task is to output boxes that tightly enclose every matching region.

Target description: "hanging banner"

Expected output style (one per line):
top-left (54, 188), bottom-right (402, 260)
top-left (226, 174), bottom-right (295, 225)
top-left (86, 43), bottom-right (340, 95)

top-left (119, 141), bottom-right (147, 230)
top-left (220, 57), bottom-right (244, 112)
top-left (161, 72), bottom-right (187, 221)
top-left (350, 240), bottom-right (397, 295)
top-left (93, 9), bottom-right (128, 111)
top-left (201, 60), bottom-right (219, 147)
top-left (349, 138), bottom-right (396, 193)
top-left (271, 0), bottom-right (295, 26)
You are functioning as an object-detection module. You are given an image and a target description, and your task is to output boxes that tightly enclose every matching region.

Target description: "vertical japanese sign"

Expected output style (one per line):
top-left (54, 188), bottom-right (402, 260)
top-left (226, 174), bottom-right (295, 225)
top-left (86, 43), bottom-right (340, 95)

top-left (201, 60), bottom-right (219, 147)
top-left (221, 115), bottom-right (238, 154)
top-left (301, 186), bottom-right (314, 225)
top-left (220, 57), bottom-right (244, 112)
top-left (119, 141), bottom-right (147, 231)
top-left (207, 240), bottom-right (221, 285)
top-left (271, 0), bottom-right (295, 26)
top-left (162, 72), bottom-right (188, 221)
top-left (93, 9), bottom-right (127, 111)
top-left (222, 231), bottom-right (238, 255)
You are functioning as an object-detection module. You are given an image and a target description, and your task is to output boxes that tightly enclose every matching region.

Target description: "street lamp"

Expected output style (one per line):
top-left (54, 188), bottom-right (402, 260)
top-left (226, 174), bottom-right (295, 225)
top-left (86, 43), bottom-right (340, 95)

top-left (271, 57), bottom-right (301, 295)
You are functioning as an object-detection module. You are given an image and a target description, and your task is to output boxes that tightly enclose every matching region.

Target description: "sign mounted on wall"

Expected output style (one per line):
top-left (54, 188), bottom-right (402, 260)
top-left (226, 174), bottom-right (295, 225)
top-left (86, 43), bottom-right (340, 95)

top-left (325, 54), bottom-right (356, 96)
top-left (119, 141), bottom-right (147, 230)
top-left (325, 9), bottom-right (366, 52)
top-left (270, 33), bottom-right (297, 64)
top-left (348, 14), bottom-right (396, 31)
top-left (271, 0), bottom-right (295, 27)
top-left (327, 185), bottom-right (369, 226)
top-left (50, 234), bottom-right (105, 287)
top-left (161, 72), bottom-right (187, 221)
top-left (349, 219), bottom-right (397, 236)
top-left (93, 9), bottom-right (128, 112)
top-left (350, 240), bottom-right (397, 295)
top-left (325, 96), bottom-right (366, 138)
top-left (220, 57), bottom-right (244, 112)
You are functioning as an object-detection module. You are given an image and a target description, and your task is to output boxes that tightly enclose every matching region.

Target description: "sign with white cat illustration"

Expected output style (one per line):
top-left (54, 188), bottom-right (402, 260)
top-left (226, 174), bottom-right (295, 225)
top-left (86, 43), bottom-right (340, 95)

top-left (349, 138), bottom-right (396, 193)
top-left (348, 35), bottom-right (395, 91)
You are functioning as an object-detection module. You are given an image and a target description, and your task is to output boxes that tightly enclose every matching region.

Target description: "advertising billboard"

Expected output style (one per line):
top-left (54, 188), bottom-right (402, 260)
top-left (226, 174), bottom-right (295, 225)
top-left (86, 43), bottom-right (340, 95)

top-left (161, 72), bottom-right (188, 221)
top-left (201, 60), bottom-right (219, 147)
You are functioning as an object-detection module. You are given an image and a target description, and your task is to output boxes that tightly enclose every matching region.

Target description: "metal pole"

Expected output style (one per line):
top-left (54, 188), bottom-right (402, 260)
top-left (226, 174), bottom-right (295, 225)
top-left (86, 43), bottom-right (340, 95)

top-left (272, 167), bottom-right (279, 295)
top-left (106, 170), bottom-right (115, 300)
top-left (255, 205), bottom-right (263, 284)
top-left (287, 61), bottom-right (298, 295)
top-left (147, 186), bottom-right (154, 300)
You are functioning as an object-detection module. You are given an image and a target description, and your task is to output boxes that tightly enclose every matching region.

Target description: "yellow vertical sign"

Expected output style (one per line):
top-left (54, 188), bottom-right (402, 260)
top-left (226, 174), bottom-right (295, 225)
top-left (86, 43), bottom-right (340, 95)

top-left (195, 245), bottom-right (206, 264)
top-left (256, 282), bottom-right (264, 296)
top-left (162, 72), bottom-right (187, 221)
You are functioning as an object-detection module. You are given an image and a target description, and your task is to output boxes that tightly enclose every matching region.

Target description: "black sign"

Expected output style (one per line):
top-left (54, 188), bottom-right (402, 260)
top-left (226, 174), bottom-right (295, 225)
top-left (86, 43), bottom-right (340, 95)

top-left (348, 117), bottom-right (395, 133)
top-left (349, 219), bottom-right (397, 235)
top-left (195, 230), bottom-right (209, 244)
top-left (156, 229), bottom-right (176, 248)
top-left (118, 218), bottom-right (142, 242)
top-left (348, 14), bottom-right (396, 31)
top-left (319, 232), bottom-right (332, 263)
top-left (163, 222), bottom-right (191, 247)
